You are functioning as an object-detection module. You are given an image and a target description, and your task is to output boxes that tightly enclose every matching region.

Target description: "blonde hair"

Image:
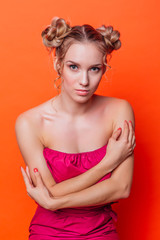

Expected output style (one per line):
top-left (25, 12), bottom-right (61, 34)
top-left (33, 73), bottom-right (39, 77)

top-left (41, 17), bottom-right (121, 92)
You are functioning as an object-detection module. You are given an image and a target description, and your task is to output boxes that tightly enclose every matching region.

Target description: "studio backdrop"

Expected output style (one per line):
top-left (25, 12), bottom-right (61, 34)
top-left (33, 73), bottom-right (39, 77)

top-left (0, 0), bottom-right (159, 239)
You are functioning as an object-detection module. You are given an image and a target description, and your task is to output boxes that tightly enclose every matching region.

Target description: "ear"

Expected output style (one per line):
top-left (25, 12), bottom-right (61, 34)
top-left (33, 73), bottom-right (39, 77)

top-left (53, 58), bottom-right (58, 72)
top-left (54, 58), bottom-right (61, 75)
top-left (102, 65), bottom-right (106, 74)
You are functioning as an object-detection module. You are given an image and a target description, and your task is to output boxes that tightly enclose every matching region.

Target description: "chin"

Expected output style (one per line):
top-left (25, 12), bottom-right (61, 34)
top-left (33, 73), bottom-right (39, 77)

top-left (74, 93), bottom-right (94, 103)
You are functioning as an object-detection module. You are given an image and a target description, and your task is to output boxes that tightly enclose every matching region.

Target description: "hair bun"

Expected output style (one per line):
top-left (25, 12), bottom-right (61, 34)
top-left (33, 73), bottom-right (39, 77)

top-left (41, 17), bottom-right (72, 48)
top-left (96, 25), bottom-right (121, 53)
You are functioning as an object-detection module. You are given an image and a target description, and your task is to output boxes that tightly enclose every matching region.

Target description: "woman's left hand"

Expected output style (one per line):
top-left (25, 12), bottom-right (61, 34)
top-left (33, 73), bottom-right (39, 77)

top-left (20, 166), bottom-right (59, 211)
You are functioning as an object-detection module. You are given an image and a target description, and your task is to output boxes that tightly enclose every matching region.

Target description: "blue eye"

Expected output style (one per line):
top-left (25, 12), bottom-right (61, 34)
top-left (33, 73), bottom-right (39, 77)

top-left (68, 65), bottom-right (100, 72)
top-left (69, 65), bottom-right (78, 70)
top-left (91, 67), bottom-right (100, 72)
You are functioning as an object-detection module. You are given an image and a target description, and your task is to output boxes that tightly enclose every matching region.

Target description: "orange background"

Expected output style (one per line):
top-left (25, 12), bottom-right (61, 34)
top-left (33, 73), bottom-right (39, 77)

top-left (0, 0), bottom-right (160, 239)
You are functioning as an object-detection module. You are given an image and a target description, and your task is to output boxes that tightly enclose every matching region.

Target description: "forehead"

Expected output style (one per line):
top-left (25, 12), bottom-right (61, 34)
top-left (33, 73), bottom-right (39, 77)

top-left (64, 42), bottom-right (103, 64)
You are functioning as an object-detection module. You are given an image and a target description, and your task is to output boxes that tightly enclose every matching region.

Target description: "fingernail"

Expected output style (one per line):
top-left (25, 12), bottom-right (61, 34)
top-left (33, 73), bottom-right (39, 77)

top-left (117, 128), bottom-right (121, 130)
top-left (129, 120), bottom-right (132, 124)
top-left (34, 168), bottom-right (38, 173)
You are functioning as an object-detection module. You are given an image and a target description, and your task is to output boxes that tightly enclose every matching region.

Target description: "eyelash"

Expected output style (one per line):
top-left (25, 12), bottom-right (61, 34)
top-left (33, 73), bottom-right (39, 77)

top-left (69, 65), bottom-right (100, 72)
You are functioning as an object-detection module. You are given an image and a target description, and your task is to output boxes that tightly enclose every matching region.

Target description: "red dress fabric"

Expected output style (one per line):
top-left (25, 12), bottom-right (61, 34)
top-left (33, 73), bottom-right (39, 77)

top-left (29, 143), bottom-right (120, 239)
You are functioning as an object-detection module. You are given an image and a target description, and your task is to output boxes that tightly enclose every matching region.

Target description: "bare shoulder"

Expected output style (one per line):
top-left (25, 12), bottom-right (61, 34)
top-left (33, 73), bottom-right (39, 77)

top-left (15, 98), bottom-right (52, 141)
top-left (111, 97), bottom-right (135, 123)
top-left (110, 96), bottom-right (134, 116)
top-left (100, 95), bottom-right (133, 109)
top-left (97, 95), bottom-right (134, 112)
top-left (106, 96), bottom-right (135, 130)
top-left (97, 95), bottom-right (135, 130)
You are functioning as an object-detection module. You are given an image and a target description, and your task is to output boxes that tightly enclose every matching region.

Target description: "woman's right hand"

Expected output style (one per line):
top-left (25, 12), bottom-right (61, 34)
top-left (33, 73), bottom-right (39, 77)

top-left (101, 120), bottom-right (136, 172)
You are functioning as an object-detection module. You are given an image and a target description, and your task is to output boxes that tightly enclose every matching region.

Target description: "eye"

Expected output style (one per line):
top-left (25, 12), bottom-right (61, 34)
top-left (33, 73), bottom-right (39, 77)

top-left (69, 64), bottom-right (78, 70)
top-left (91, 67), bottom-right (100, 72)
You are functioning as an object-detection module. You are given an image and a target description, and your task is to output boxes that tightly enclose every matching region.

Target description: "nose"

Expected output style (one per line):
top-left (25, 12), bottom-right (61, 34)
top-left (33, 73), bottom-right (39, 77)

top-left (79, 71), bottom-right (89, 86)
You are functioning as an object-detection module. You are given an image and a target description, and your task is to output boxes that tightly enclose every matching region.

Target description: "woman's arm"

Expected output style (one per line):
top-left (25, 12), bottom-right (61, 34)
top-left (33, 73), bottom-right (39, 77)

top-left (53, 154), bottom-right (134, 210)
top-left (47, 100), bottom-right (135, 210)
top-left (15, 113), bottom-right (113, 197)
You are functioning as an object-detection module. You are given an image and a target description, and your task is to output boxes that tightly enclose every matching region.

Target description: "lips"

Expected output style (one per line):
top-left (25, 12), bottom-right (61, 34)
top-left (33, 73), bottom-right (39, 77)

top-left (75, 89), bottom-right (89, 96)
top-left (75, 89), bottom-right (89, 92)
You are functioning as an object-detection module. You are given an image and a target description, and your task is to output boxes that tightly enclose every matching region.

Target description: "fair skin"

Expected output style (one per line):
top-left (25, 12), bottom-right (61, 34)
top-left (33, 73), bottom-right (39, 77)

top-left (16, 42), bottom-right (135, 211)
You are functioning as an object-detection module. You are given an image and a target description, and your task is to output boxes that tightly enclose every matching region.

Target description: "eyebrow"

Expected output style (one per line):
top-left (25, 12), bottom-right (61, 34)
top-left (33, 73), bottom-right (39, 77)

top-left (66, 60), bottom-right (102, 67)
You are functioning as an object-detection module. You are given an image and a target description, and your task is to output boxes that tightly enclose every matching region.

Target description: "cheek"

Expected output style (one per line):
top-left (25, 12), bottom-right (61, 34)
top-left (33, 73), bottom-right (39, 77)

top-left (62, 74), bottom-right (75, 89)
top-left (90, 77), bottom-right (103, 91)
top-left (90, 74), bottom-right (102, 85)
top-left (62, 70), bottom-right (72, 84)
top-left (62, 69), bottom-right (79, 86)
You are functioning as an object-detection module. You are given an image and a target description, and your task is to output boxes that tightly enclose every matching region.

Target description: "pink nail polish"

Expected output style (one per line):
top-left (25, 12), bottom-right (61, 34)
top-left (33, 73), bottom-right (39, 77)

top-left (34, 168), bottom-right (38, 173)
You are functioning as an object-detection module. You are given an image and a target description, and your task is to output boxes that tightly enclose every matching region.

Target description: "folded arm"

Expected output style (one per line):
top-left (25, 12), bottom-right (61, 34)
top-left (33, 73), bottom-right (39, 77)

top-left (52, 153), bottom-right (134, 210)
top-left (15, 113), bottom-right (112, 197)
top-left (16, 99), bottom-right (135, 210)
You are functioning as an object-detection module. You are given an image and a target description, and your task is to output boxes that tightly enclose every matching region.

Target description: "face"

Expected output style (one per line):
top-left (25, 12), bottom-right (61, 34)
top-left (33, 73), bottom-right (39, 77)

top-left (59, 42), bottom-right (105, 102)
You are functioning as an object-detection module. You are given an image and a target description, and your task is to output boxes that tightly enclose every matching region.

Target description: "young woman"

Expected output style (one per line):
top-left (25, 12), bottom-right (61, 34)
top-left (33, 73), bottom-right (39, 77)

top-left (15, 17), bottom-right (136, 240)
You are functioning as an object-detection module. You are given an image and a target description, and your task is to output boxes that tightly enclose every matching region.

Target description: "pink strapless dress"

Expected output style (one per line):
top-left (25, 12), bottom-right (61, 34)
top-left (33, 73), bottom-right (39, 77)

top-left (29, 143), bottom-right (119, 240)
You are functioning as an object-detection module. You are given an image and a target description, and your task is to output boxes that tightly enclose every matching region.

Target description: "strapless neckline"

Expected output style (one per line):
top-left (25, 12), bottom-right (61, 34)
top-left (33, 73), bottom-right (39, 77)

top-left (43, 142), bottom-right (108, 156)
